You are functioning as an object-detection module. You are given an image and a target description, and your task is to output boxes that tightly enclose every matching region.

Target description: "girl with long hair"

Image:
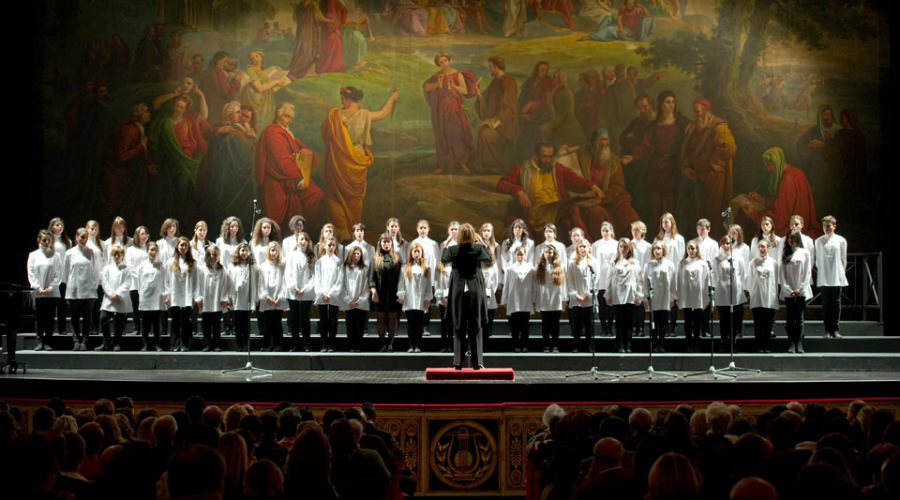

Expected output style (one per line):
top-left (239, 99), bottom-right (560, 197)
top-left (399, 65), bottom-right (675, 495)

top-left (655, 212), bottom-right (684, 337)
top-left (97, 245), bottom-right (132, 351)
top-left (566, 240), bottom-right (596, 352)
top-left (746, 239), bottom-right (779, 353)
top-left (199, 245), bottom-right (232, 352)
top-left (781, 230), bottom-right (812, 353)
top-left (228, 242), bottom-right (256, 351)
top-left (64, 227), bottom-right (102, 350)
top-left (534, 244), bottom-right (566, 352)
top-left (315, 223), bottom-right (344, 260)
top-left (606, 237), bottom-right (643, 353)
top-left (341, 246), bottom-right (370, 352)
top-left (750, 215), bottom-right (782, 261)
top-left (105, 217), bottom-right (133, 263)
top-left (314, 236), bottom-right (344, 352)
top-left (165, 236), bottom-right (198, 351)
top-left (386, 217), bottom-right (409, 264)
top-left (643, 241), bottom-right (676, 352)
top-left (48, 217), bottom-right (72, 334)
top-left (257, 242), bottom-right (288, 351)
top-left (499, 218), bottom-right (534, 272)
top-left (713, 235), bottom-right (746, 351)
top-left (479, 222), bottom-right (501, 340)
top-left (676, 240), bottom-right (707, 352)
top-left (398, 243), bottom-right (432, 353)
top-left (591, 221), bottom-right (617, 337)
top-left (370, 233), bottom-right (401, 352)
top-left (285, 231), bottom-right (316, 351)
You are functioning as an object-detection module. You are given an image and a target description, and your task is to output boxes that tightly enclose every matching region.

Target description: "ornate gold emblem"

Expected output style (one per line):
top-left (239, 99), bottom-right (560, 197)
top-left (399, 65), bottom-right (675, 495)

top-left (430, 420), bottom-right (497, 489)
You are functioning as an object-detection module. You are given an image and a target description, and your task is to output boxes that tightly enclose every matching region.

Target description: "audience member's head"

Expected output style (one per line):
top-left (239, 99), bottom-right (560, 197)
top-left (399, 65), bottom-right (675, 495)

top-left (223, 404), bottom-right (250, 432)
top-left (707, 402), bottom-right (733, 435)
top-left (32, 406), bottom-right (56, 433)
top-left (542, 403), bottom-right (566, 430)
top-left (184, 395), bottom-right (206, 425)
top-left (646, 452), bottom-right (699, 500)
top-left (152, 415), bottom-right (178, 448)
top-left (243, 458), bottom-right (284, 499)
top-left (202, 405), bottom-right (223, 432)
top-left (729, 476), bottom-right (778, 500)
top-left (278, 407), bottom-right (301, 440)
top-left (93, 398), bottom-right (115, 416)
top-left (630, 408), bottom-right (652, 435)
top-left (589, 437), bottom-right (624, 476)
top-left (167, 444), bottom-right (226, 499)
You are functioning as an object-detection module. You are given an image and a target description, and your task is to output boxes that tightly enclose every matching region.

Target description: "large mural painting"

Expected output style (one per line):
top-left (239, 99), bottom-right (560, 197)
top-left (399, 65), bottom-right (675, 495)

top-left (40, 0), bottom-right (887, 246)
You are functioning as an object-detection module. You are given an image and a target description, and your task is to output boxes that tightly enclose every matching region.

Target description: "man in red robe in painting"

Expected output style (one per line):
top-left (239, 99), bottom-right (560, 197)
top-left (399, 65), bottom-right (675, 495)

top-left (317, 0), bottom-right (347, 74)
top-left (257, 102), bottom-right (325, 231)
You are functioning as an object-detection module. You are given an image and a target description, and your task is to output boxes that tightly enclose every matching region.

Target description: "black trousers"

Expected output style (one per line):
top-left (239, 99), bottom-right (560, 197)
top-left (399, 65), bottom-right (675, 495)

top-left (141, 310), bottom-right (161, 348)
top-left (262, 310), bottom-right (283, 350)
top-left (35, 298), bottom-right (56, 342)
top-left (613, 304), bottom-right (635, 350)
top-left (569, 306), bottom-right (594, 351)
top-left (683, 307), bottom-right (704, 348)
top-left (169, 306), bottom-right (193, 350)
top-left (100, 311), bottom-right (125, 346)
top-left (452, 291), bottom-right (483, 367)
top-left (69, 298), bottom-right (95, 341)
top-left (439, 305), bottom-right (453, 350)
top-left (650, 310), bottom-right (668, 350)
top-left (376, 311), bottom-right (399, 347)
top-left (234, 310), bottom-right (251, 347)
top-left (406, 310), bottom-right (424, 349)
top-left (785, 296), bottom-right (806, 343)
top-left (129, 290), bottom-right (141, 333)
top-left (752, 307), bottom-right (776, 351)
top-left (820, 286), bottom-right (842, 334)
top-left (540, 310), bottom-right (561, 348)
top-left (93, 286), bottom-right (103, 333)
top-left (202, 311), bottom-right (223, 348)
top-left (318, 304), bottom-right (339, 349)
top-left (56, 283), bottom-right (68, 332)
top-left (596, 290), bottom-right (613, 334)
top-left (509, 311), bottom-right (530, 350)
top-left (287, 299), bottom-right (313, 346)
top-left (346, 309), bottom-right (367, 351)
top-left (717, 304), bottom-right (744, 347)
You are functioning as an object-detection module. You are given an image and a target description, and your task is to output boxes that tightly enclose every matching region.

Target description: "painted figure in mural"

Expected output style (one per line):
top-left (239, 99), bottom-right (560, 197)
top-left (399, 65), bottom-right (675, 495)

top-left (423, 52), bottom-right (475, 175)
top-left (210, 101), bottom-right (259, 227)
top-left (134, 24), bottom-right (165, 82)
top-left (473, 55), bottom-right (518, 174)
top-left (834, 109), bottom-right (867, 203)
top-left (462, 0), bottom-right (491, 33)
top-left (541, 70), bottom-right (586, 150)
top-left (531, 0), bottom-right (574, 30)
top-left (626, 66), bottom-right (665, 101)
top-left (390, 0), bottom-right (429, 36)
top-left (574, 69), bottom-right (603, 141)
top-left (582, 0), bottom-right (654, 42)
top-left (497, 143), bottom-right (603, 237)
top-left (503, 0), bottom-right (528, 37)
top-left (240, 50), bottom-right (291, 136)
top-left (579, 0), bottom-right (616, 23)
top-left (317, 0), bottom-right (347, 74)
top-left (147, 80), bottom-right (211, 225)
top-left (743, 147), bottom-right (821, 239)
top-left (73, 81), bottom-right (110, 217)
top-left (795, 104), bottom-right (838, 211)
top-left (257, 103), bottom-right (325, 232)
top-left (342, 0), bottom-right (374, 70)
top-left (619, 93), bottom-right (657, 217)
top-left (518, 61), bottom-right (554, 161)
top-left (621, 90), bottom-right (689, 225)
top-left (425, 1), bottom-right (465, 34)
top-left (677, 97), bottom-right (736, 231)
top-left (322, 86), bottom-right (400, 240)
top-left (287, 0), bottom-right (332, 79)
top-left (165, 31), bottom-right (190, 81)
top-left (200, 52), bottom-right (243, 129)
top-left (97, 103), bottom-right (156, 227)
top-left (576, 129), bottom-right (640, 239)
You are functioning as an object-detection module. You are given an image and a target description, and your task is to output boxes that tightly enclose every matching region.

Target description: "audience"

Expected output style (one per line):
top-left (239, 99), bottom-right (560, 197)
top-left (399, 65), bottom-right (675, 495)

top-left (0, 396), bottom-right (897, 500)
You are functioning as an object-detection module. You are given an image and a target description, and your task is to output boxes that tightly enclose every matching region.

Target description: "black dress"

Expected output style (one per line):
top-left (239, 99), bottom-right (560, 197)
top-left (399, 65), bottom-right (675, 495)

top-left (441, 243), bottom-right (492, 368)
top-left (370, 254), bottom-right (401, 313)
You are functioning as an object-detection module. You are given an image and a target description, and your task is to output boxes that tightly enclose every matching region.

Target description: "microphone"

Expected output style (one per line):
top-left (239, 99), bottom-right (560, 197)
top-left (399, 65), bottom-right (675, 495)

top-left (720, 206), bottom-right (732, 218)
top-left (252, 199), bottom-right (262, 215)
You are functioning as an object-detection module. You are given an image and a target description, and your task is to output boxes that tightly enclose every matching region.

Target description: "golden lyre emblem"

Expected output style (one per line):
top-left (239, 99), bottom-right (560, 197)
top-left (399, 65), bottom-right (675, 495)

top-left (430, 421), bottom-right (497, 489)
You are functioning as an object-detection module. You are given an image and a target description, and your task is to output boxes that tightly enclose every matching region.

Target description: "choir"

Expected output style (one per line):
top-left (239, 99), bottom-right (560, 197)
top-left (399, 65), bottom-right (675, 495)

top-left (26, 212), bottom-right (849, 354)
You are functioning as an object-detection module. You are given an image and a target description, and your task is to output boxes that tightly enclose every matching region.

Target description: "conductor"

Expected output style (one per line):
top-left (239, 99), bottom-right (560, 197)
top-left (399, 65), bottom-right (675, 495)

top-left (441, 223), bottom-right (492, 369)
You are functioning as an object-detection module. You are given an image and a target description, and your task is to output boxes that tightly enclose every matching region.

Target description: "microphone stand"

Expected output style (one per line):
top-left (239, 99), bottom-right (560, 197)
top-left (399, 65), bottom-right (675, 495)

top-left (566, 263), bottom-right (619, 380)
top-left (623, 275), bottom-right (678, 379)
top-left (223, 199), bottom-right (273, 377)
top-left (685, 259), bottom-right (735, 379)
top-left (714, 236), bottom-right (760, 378)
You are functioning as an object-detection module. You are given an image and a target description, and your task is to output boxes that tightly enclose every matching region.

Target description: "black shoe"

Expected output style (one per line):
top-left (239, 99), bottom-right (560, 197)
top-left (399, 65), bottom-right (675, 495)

top-left (474, 364), bottom-right (484, 370)
top-left (453, 364), bottom-right (462, 370)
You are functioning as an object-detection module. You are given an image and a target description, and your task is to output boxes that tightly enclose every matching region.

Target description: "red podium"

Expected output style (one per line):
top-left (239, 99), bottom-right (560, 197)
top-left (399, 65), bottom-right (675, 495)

top-left (424, 367), bottom-right (515, 381)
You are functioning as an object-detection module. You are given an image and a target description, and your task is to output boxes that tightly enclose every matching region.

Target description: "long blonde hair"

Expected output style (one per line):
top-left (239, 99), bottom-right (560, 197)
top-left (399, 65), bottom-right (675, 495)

top-left (536, 245), bottom-right (564, 286)
top-left (170, 236), bottom-right (196, 274)
top-left (405, 242), bottom-right (430, 279)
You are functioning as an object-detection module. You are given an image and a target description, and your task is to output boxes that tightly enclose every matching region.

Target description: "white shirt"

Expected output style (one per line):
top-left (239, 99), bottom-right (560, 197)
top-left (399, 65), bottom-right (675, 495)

top-left (100, 262), bottom-right (133, 313)
top-left (285, 250), bottom-right (315, 301)
top-left (216, 236), bottom-right (245, 269)
top-left (658, 233), bottom-right (685, 274)
top-left (533, 266), bottom-right (566, 311)
top-left (815, 233), bottom-right (848, 287)
top-left (190, 240), bottom-right (211, 265)
top-left (643, 259), bottom-right (676, 311)
top-left (750, 235), bottom-right (783, 261)
top-left (52, 235), bottom-right (70, 281)
top-left (566, 257), bottom-right (596, 308)
top-left (781, 248), bottom-right (812, 299)
top-left (125, 244), bottom-right (150, 290)
top-left (499, 238), bottom-right (534, 275)
top-left (87, 237), bottom-right (105, 266)
top-left (632, 238), bottom-right (651, 272)
top-left (165, 259), bottom-right (199, 308)
top-left (697, 235), bottom-right (718, 265)
top-left (252, 239), bottom-right (273, 267)
top-left (346, 239), bottom-right (377, 282)
top-left (501, 261), bottom-right (535, 314)
top-left (136, 260), bottom-right (166, 311)
top-left (397, 264), bottom-right (433, 312)
top-left (533, 240), bottom-right (568, 270)
top-left (591, 238), bottom-right (618, 290)
top-left (712, 251), bottom-right (746, 306)
top-left (482, 260), bottom-right (500, 309)
top-left (411, 236), bottom-right (441, 272)
top-left (314, 253), bottom-right (344, 305)
top-left (199, 265), bottom-right (233, 313)
top-left (435, 263), bottom-right (452, 303)
top-left (257, 260), bottom-right (288, 311)
top-left (341, 265), bottom-right (371, 311)
top-left (104, 236), bottom-right (133, 264)
top-left (606, 258), bottom-right (644, 306)
top-left (746, 256), bottom-right (780, 309)
top-left (157, 236), bottom-right (179, 268)
top-left (64, 246), bottom-right (102, 299)
top-left (227, 263), bottom-right (257, 311)
top-left (27, 248), bottom-right (63, 299)
top-left (677, 258), bottom-right (710, 310)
